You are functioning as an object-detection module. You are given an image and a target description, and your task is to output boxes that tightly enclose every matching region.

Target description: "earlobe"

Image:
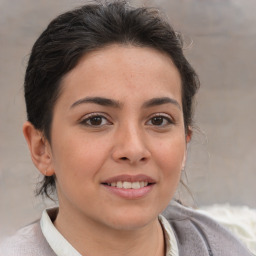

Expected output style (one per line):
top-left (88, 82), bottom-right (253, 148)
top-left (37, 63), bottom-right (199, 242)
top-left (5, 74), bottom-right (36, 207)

top-left (22, 121), bottom-right (54, 176)
top-left (182, 127), bottom-right (192, 170)
top-left (181, 154), bottom-right (187, 171)
top-left (186, 126), bottom-right (193, 144)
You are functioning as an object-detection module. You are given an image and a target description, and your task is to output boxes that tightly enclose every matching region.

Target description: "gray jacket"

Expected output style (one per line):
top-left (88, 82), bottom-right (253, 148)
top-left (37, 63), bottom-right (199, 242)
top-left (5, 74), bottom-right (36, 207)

top-left (162, 201), bottom-right (253, 255)
top-left (0, 201), bottom-right (253, 256)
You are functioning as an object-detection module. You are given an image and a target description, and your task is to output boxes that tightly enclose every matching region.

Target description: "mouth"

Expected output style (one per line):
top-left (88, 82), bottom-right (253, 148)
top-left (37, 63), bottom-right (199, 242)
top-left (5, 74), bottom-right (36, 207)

top-left (102, 181), bottom-right (151, 189)
top-left (101, 174), bottom-right (156, 199)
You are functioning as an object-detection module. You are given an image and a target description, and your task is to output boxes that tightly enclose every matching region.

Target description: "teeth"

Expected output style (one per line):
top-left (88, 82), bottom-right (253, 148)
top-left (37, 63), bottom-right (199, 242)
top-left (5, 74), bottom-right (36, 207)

top-left (123, 181), bottom-right (132, 189)
top-left (131, 181), bottom-right (140, 189)
top-left (108, 181), bottom-right (149, 189)
top-left (117, 181), bottom-right (122, 188)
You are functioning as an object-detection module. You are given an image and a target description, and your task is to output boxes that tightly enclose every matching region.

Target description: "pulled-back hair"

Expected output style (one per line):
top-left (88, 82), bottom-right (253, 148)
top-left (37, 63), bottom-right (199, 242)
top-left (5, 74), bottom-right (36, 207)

top-left (24, 0), bottom-right (200, 198)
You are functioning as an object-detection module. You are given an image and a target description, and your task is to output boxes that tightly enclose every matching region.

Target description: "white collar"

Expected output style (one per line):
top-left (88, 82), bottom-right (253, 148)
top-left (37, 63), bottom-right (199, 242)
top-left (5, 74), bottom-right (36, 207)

top-left (159, 214), bottom-right (179, 256)
top-left (40, 208), bottom-right (82, 256)
top-left (40, 208), bottom-right (179, 256)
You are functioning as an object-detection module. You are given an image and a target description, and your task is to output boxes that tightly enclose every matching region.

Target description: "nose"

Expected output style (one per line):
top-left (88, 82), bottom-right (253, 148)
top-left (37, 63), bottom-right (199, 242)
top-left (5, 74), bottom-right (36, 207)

top-left (111, 124), bottom-right (151, 165)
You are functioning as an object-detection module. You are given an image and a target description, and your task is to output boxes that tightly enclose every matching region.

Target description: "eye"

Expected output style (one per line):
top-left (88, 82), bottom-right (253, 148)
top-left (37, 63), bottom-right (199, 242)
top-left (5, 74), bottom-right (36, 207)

top-left (80, 114), bottom-right (111, 127)
top-left (146, 114), bottom-right (173, 127)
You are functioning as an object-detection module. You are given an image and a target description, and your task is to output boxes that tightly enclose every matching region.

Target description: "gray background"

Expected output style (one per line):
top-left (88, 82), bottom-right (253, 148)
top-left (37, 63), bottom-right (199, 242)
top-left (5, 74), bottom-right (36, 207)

top-left (0, 0), bottom-right (255, 238)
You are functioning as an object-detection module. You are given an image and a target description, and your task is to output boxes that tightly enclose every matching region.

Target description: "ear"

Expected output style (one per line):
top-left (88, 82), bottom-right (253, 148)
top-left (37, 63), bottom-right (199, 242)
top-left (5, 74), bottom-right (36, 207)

top-left (181, 126), bottom-right (193, 170)
top-left (186, 126), bottom-right (192, 144)
top-left (23, 121), bottom-right (54, 176)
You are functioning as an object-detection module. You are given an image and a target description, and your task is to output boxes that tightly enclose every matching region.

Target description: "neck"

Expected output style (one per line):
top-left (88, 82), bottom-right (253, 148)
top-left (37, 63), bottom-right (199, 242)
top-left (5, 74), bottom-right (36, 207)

top-left (54, 207), bottom-right (165, 256)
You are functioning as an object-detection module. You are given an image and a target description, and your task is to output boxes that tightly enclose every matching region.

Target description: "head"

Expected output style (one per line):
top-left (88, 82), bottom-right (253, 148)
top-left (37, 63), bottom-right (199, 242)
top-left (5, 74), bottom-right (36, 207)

top-left (23, 1), bottom-right (199, 201)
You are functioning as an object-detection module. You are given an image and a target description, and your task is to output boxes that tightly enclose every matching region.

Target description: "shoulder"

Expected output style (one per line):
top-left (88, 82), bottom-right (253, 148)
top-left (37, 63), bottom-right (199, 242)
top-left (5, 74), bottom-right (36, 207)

top-left (162, 201), bottom-right (253, 256)
top-left (0, 221), bottom-right (56, 256)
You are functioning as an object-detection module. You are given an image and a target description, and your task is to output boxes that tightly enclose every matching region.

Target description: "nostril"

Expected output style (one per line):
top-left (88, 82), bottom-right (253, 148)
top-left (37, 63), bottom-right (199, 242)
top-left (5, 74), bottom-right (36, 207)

top-left (119, 156), bottom-right (148, 162)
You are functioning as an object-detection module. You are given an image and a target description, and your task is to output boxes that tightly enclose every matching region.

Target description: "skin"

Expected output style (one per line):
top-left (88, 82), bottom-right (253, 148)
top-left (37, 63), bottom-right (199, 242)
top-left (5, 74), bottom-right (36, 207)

top-left (23, 44), bottom-right (190, 256)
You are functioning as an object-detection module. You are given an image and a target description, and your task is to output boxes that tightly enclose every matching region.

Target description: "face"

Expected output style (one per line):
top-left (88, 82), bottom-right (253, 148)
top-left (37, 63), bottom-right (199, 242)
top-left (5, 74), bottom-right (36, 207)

top-left (47, 44), bottom-right (188, 231)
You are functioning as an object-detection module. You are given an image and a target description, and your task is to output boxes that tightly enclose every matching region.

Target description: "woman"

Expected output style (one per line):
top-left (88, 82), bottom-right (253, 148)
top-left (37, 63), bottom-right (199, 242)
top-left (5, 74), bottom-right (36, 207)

top-left (0, 1), bottom-right (252, 256)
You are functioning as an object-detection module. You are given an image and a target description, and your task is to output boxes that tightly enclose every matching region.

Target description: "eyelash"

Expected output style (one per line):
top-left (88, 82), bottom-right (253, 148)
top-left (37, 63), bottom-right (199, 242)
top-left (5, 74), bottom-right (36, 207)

top-left (80, 113), bottom-right (112, 127)
top-left (146, 113), bottom-right (174, 127)
top-left (79, 113), bottom-right (174, 128)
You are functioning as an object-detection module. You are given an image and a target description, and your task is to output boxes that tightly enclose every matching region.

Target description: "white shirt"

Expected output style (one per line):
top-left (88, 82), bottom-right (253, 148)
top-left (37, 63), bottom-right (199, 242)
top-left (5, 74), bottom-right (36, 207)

top-left (40, 208), bottom-right (179, 256)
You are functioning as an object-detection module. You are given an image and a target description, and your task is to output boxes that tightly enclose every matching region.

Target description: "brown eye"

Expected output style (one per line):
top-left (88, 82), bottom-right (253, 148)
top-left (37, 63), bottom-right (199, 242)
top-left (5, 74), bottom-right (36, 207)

top-left (81, 115), bottom-right (111, 127)
top-left (89, 116), bottom-right (103, 126)
top-left (151, 116), bottom-right (164, 126)
top-left (146, 115), bottom-right (173, 127)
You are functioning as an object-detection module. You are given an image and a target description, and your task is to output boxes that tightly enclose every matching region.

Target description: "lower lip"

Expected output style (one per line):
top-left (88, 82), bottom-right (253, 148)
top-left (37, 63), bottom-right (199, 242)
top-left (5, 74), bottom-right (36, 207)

top-left (102, 184), bottom-right (154, 199)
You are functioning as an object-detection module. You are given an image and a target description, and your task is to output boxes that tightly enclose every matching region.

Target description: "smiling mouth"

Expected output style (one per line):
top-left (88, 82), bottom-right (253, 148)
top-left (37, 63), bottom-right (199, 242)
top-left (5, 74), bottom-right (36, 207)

top-left (103, 181), bottom-right (150, 189)
top-left (101, 175), bottom-right (155, 198)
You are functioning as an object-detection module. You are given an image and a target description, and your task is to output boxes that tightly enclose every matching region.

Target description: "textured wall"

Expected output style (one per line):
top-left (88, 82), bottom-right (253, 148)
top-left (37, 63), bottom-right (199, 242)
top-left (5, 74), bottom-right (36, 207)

top-left (0, 0), bottom-right (255, 238)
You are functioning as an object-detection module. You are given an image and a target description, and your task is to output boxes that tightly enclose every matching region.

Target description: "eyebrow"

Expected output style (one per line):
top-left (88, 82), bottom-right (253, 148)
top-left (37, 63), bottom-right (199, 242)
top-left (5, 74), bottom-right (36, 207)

top-left (70, 96), bottom-right (181, 110)
top-left (70, 97), bottom-right (121, 109)
top-left (142, 97), bottom-right (181, 109)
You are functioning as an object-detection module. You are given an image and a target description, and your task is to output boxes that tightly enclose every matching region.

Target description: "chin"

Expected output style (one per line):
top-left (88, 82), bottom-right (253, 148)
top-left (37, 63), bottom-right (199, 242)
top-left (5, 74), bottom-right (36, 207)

top-left (103, 209), bottom-right (159, 231)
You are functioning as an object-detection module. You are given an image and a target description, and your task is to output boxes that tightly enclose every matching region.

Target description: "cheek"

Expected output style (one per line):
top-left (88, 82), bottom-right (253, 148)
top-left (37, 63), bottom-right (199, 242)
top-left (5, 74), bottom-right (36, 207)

top-left (153, 135), bottom-right (186, 178)
top-left (51, 133), bottom-right (109, 182)
top-left (51, 139), bottom-right (103, 201)
top-left (150, 135), bottom-right (186, 210)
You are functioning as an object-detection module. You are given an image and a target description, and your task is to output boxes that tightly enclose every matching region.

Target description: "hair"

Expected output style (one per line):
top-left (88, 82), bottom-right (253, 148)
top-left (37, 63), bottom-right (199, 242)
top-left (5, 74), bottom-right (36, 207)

top-left (24, 0), bottom-right (200, 198)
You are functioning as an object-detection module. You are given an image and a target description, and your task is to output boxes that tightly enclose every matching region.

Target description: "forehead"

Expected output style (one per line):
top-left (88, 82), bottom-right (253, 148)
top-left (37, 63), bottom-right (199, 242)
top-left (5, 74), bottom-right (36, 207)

top-left (59, 44), bottom-right (182, 107)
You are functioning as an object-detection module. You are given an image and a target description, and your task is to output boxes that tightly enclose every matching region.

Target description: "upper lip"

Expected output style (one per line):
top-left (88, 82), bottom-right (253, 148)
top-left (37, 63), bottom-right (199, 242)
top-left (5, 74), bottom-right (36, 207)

top-left (102, 174), bottom-right (156, 184)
